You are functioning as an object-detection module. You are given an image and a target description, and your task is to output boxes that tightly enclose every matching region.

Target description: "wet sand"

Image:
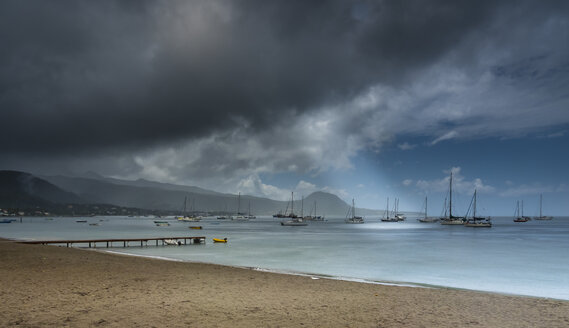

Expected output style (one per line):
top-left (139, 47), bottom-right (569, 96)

top-left (1, 239), bottom-right (568, 327)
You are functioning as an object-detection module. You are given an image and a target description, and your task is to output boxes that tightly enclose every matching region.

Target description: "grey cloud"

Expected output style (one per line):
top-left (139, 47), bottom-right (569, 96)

top-left (0, 0), bottom-right (518, 156)
top-left (1, 0), bottom-right (568, 189)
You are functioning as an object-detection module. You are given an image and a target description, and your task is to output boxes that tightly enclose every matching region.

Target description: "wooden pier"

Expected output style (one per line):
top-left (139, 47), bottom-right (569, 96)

top-left (20, 236), bottom-right (206, 248)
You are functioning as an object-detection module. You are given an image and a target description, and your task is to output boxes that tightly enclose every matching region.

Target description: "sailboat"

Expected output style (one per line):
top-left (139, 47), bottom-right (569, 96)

top-left (513, 200), bottom-right (529, 222)
top-left (464, 189), bottom-right (492, 227)
top-left (381, 197), bottom-right (398, 222)
top-left (177, 196), bottom-right (201, 222)
top-left (281, 192), bottom-right (300, 219)
top-left (440, 172), bottom-right (466, 225)
top-left (417, 196), bottom-right (439, 223)
top-left (345, 198), bottom-right (364, 224)
top-left (217, 203), bottom-right (229, 220)
top-left (244, 201), bottom-right (256, 219)
top-left (281, 192), bottom-right (308, 226)
top-left (304, 200), bottom-right (325, 221)
top-left (394, 198), bottom-right (406, 221)
top-left (534, 194), bottom-right (553, 220)
top-left (232, 192), bottom-right (249, 221)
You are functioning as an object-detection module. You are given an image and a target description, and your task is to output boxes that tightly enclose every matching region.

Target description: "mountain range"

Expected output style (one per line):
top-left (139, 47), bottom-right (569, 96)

top-left (0, 170), bottom-right (388, 216)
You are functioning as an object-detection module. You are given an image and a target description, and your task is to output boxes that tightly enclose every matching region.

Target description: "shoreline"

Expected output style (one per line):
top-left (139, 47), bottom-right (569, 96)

top-left (2, 239), bottom-right (569, 327)
top-left (106, 248), bottom-right (430, 288)
top-left (100, 246), bottom-right (565, 301)
top-left (8, 236), bottom-right (568, 301)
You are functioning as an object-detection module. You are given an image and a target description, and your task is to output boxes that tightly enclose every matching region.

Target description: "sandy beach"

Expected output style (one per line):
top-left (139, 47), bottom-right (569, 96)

top-left (1, 239), bottom-right (568, 327)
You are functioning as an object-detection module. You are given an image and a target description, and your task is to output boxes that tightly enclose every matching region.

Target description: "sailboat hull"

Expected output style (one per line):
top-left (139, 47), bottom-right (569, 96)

top-left (281, 220), bottom-right (308, 226)
top-left (440, 219), bottom-right (465, 225)
top-left (418, 217), bottom-right (439, 223)
top-left (464, 221), bottom-right (492, 227)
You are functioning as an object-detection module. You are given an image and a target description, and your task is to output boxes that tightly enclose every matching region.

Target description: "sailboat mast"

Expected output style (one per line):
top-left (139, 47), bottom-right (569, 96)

top-left (314, 200), bottom-right (317, 217)
top-left (386, 197), bottom-right (389, 218)
top-left (449, 172), bottom-right (453, 218)
top-left (352, 198), bottom-right (356, 218)
top-left (540, 194), bottom-right (543, 217)
top-left (291, 192), bottom-right (294, 215)
top-left (472, 189), bottom-right (476, 218)
top-left (301, 196), bottom-right (304, 217)
top-left (238, 192), bottom-right (241, 214)
top-left (425, 196), bottom-right (428, 219)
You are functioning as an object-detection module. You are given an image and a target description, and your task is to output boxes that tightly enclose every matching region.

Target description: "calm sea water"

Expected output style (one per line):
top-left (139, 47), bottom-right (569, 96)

top-left (2, 215), bottom-right (568, 300)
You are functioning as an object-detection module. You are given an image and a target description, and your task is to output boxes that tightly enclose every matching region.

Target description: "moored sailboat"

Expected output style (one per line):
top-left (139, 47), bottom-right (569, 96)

top-left (513, 200), bottom-right (530, 222)
top-left (464, 189), bottom-right (492, 227)
top-left (244, 201), bottom-right (256, 219)
top-left (394, 198), bottom-right (406, 221)
top-left (440, 172), bottom-right (466, 225)
top-left (303, 200), bottom-right (325, 221)
top-left (345, 198), bottom-right (364, 224)
top-left (177, 196), bottom-right (201, 222)
top-left (281, 192), bottom-right (307, 226)
top-left (381, 197), bottom-right (398, 222)
top-left (417, 196), bottom-right (438, 223)
top-left (534, 194), bottom-right (553, 220)
top-left (231, 192), bottom-right (249, 221)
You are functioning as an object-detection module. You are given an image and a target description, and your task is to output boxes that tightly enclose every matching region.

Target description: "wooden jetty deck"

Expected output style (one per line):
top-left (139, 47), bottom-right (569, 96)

top-left (20, 236), bottom-right (206, 248)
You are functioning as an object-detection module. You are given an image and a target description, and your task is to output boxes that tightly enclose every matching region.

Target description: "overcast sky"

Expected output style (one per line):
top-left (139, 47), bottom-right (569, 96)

top-left (1, 0), bottom-right (568, 215)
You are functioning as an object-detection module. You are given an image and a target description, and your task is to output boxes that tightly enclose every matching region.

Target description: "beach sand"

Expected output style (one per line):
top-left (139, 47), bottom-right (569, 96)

top-left (1, 239), bottom-right (568, 327)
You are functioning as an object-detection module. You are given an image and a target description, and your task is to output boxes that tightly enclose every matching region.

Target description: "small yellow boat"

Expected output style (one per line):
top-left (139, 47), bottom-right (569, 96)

top-left (213, 238), bottom-right (228, 243)
top-left (189, 226), bottom-right (202, 229)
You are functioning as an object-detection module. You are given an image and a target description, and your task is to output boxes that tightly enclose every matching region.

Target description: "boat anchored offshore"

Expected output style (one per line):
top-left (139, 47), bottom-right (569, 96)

top-left (280, 218), bottom-right (308, 226)
top-left (213, 238), bottom-right (228, 243)
top-left (463, 189), bottom-right (492, 228)
top-left (381, 197), bottom-right (398, 222)
top-left (534, 194), bottom-right (553, 220)
top-left (394, 198), bottom-right (406, 221)
top-left (513, 200), bottom-right (530, 222)
top-left (417, 197), bottom-right (439, 223)
top-left (440, 172), bottom-right (466, 225)
top-left (177, 196), bottom-right (201, 222)
top-left (303, 200), bottom-right (325, 221)
top-left (345, 199), bottom-right (364, 224)
top-left (231, 192), bottom-right (250, 221)
top-left (280, 192), bottom-right (308, 226)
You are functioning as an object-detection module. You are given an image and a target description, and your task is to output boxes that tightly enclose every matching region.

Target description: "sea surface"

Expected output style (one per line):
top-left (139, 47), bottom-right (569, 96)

top-left (2, 215), bottom-right (568, 300)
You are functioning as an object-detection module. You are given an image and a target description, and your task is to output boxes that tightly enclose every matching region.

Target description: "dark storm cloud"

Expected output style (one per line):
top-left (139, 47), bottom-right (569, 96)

top-left (0, 0), bottom-right (565, 156)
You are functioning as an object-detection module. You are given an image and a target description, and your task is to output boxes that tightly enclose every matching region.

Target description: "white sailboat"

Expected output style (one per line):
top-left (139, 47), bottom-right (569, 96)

top-left (381, 197), bottom-right (398, 222)
top-left (394, 198), bottom-right (406, 221)
top-left (440, 172), bottom-right (466, 225)
top-left (244, 201), bottom-right (256, 219)
top-left (464, 189), bottom-right (492, 227)
top-left (177, 196), bottom-right (201, 222)
top-left (281, 192), bottom-right (308, 226)
top-left (217, 203), bottom-right (229, 220)
top-left (345, 198), bottom-right (364, 224)
top-left (417, 196), bottom-right (438, 223)
top-left (534, 194), bottom-right (553, 220)
top-left (232, 192), bottom-right (249, 221)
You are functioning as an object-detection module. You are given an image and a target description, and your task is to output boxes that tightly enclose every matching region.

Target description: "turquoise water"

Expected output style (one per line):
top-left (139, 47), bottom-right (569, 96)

top-left (2, 215), bottom-right (568, 300)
